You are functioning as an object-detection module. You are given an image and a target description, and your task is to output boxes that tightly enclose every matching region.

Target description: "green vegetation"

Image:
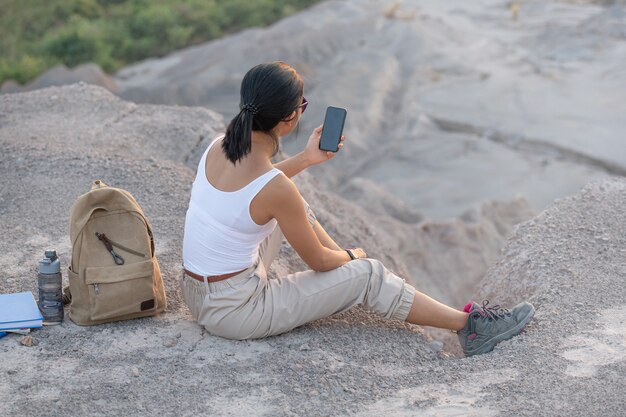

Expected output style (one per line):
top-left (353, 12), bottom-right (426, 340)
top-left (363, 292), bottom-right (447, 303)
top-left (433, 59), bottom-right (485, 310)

top-left (0, 0), bottom-right (322, 86)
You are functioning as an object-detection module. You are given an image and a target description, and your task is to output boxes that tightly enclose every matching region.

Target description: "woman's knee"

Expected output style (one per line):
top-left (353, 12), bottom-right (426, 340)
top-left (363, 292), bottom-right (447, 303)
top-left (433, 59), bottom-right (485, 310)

top-left (353, 257), bottom-right (384, 273)
top-left (347, 258), bottom-right (385, 286)
top-left (351, 258), bottom-right (403, 291)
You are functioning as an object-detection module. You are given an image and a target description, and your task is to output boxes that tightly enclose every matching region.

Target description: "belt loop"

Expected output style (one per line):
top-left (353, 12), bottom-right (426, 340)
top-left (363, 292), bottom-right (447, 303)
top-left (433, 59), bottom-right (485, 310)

top-left (202, 275), bottom-right (210, 291)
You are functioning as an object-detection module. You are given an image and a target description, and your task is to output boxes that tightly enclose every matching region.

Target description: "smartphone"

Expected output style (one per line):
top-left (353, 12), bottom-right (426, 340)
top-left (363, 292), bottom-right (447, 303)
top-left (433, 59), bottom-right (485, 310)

top-left (319, 106), bottom-right (347, 152)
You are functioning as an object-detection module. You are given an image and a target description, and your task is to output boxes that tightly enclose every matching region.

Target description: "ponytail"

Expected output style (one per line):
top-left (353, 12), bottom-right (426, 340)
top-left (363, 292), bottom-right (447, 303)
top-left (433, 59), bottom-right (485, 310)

top-left (222, 107), bottom-right (255, 165)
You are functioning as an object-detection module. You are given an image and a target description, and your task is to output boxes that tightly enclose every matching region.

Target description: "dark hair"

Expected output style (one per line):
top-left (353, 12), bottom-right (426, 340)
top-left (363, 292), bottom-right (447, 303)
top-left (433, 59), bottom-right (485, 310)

top-left (222, 61), bottom-right (304, 165)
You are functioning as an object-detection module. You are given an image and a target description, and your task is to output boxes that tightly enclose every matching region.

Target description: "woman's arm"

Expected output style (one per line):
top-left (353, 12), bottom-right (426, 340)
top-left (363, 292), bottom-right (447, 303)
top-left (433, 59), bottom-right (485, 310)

top-left (313, 221), bottom-right (366, 259)
top-left (274, 126), bottom-right (345, 178)
top-left (273, 152), bottom-right (311, 178)
top-left (268, 175), bottom-right (358, 272)
top-left (312, 221), bottom-right (342, 250)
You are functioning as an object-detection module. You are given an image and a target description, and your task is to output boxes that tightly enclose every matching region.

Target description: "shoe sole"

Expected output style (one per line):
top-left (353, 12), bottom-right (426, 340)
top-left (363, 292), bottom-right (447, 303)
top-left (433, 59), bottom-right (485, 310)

top-left (465, 305), bottom-right (535, 357)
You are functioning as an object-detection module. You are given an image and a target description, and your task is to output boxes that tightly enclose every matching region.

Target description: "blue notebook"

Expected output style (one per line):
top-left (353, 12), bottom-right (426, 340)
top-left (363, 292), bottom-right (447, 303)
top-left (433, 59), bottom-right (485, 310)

top-left (0, 291), bottom-right (44, 331)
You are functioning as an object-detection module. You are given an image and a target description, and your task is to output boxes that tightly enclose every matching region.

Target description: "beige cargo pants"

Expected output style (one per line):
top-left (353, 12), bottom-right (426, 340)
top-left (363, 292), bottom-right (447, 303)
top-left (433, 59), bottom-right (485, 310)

top-left (180, 199), bottom-right (416, 340)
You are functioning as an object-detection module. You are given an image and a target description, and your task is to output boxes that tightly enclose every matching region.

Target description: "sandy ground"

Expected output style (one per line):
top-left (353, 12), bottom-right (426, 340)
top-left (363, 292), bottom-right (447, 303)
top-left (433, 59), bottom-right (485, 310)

top-left (0, 84), bottom-right (624, 416)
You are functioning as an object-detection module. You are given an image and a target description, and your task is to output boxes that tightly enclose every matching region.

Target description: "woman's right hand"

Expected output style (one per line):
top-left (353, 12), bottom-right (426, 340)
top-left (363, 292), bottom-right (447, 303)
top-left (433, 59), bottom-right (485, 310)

top-left (303, 124), bottom-right (345, 166)
top-left (349, 248), bottom-right (367, 259)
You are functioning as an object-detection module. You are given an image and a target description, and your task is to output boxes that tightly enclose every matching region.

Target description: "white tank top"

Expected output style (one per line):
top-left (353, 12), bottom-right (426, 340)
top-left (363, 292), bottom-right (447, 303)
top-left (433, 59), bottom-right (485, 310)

top-left (182, 135), bottom-right (282, 275)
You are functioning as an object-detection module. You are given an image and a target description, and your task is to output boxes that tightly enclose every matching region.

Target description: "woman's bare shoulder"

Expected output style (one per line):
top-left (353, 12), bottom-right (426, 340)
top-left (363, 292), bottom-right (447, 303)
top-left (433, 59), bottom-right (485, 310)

top-left (264, 171), bottom-right (299, 199)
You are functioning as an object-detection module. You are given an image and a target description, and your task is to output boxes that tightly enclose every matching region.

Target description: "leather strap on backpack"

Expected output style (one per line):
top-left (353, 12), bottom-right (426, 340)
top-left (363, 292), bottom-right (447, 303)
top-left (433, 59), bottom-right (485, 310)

top-left (91, 179), bottom-right (107, 190)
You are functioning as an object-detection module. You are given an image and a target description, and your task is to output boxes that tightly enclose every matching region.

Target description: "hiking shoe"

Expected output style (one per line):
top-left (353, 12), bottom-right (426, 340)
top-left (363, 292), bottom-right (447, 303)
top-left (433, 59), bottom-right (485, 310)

top-left (458, 300), bottom-right (535, 357)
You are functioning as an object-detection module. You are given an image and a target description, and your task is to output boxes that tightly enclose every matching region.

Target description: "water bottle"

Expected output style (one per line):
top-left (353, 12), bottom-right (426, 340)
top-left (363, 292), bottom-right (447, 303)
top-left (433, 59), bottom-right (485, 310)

top-left (38, 250), bottom-right (64, 324)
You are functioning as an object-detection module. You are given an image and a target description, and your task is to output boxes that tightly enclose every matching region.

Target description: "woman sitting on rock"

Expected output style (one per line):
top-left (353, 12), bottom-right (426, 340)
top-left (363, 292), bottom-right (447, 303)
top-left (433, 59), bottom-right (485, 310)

top-left (180, 61), bottom-right (534, 356)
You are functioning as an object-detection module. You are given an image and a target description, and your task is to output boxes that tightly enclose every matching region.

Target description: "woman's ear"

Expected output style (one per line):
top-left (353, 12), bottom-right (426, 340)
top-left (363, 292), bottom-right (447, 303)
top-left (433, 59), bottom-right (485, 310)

top-left (285, 110), bottom-right (297, 125)
top-left (278, 110), bottom-right (298, 134)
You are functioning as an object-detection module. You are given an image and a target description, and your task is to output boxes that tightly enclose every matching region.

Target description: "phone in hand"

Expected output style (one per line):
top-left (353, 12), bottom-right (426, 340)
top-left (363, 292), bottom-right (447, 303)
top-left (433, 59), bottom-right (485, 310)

top-left (319, 106), bottom-right (347, 152)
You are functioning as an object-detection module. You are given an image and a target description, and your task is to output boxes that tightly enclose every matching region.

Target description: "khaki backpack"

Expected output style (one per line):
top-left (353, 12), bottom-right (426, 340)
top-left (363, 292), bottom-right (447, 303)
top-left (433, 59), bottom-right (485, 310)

top-left (67, 180), bottom-right (166, 325)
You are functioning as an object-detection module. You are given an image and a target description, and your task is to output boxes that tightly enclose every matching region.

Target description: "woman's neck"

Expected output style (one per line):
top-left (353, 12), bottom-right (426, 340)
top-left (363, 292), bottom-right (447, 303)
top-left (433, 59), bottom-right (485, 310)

top-left (250, 130), bottom-right (278, 162)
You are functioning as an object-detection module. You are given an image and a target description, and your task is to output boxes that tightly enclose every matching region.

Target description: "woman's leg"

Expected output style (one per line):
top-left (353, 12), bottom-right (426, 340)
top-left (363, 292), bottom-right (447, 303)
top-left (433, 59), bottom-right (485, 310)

top-left (292, 201), bottom-right (469, 330)
top-left (296, 199), bottom-right (469, 331)
top-left (406, 291), bottom-right (468, 331)
top-left (224, 256), bottom-right (419, 339)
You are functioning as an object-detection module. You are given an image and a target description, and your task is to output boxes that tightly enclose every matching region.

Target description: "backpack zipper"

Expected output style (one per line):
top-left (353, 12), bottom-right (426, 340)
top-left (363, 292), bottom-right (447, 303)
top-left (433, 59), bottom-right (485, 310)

top-left (104, 236), bottom-right (147, 258)
top-left (95, 232), bottom-right (147, 266)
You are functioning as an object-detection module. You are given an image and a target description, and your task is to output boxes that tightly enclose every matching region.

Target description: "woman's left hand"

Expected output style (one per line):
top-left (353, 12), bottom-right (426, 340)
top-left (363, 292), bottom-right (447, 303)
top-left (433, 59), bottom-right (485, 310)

top-left (302, 124), bottom-right (345, 166)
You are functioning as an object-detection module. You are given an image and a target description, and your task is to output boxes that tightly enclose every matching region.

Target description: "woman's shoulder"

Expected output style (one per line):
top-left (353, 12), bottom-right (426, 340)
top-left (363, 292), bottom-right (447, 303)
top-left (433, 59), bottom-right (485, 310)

top-left (208, 134), bottom-right (225, 151)
top-left (265, 168), bottom-right (290, 190)
top-left (260, 170), bottom-right (299, 200)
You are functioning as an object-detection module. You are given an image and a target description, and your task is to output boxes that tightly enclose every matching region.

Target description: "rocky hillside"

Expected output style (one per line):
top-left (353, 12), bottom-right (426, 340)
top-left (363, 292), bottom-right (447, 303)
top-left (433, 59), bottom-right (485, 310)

top-left (0, 84), bottom-right (624, 416)
top-left (3, 0), bottom-right (623, 222)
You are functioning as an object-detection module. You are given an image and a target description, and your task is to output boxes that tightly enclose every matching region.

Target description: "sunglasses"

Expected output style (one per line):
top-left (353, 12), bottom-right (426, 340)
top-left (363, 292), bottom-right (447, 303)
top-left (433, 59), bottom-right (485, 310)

top-left (298, 96), bottom-right (308, 114)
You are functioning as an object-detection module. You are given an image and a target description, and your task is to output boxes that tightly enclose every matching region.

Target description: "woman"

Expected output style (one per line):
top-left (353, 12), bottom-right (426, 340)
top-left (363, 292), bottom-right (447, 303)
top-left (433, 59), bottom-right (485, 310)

top-left (181, 62), bottom-right (534, 356)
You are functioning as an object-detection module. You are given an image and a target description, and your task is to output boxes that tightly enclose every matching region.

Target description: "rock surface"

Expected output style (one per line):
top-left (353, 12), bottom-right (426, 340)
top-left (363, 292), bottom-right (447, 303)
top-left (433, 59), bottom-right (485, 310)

top-left (0, 84), bottom-right (624, 416)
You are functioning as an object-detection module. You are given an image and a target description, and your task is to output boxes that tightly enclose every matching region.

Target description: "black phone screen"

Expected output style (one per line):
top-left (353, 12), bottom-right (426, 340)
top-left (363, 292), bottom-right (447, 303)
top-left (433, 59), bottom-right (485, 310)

top-left (319, 106), bottom-right (347, 152)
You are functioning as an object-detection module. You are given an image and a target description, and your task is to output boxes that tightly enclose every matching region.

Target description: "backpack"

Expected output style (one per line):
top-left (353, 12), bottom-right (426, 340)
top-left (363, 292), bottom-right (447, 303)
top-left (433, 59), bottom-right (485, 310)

top-left (66, 180), bottom-right (166, 325)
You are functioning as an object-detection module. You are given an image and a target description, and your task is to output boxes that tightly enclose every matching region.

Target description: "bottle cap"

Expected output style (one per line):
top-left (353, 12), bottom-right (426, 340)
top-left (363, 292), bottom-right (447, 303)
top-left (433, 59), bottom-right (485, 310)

top-left (45, 250), bottom-right (58, 261)
top-left (39, 250), bottom-right (61, 274)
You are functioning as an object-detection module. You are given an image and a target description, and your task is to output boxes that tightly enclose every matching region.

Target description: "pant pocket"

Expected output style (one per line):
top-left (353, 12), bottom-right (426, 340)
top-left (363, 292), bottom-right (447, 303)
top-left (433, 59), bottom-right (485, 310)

top-left (85, 259), bottom-right (155, 321)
